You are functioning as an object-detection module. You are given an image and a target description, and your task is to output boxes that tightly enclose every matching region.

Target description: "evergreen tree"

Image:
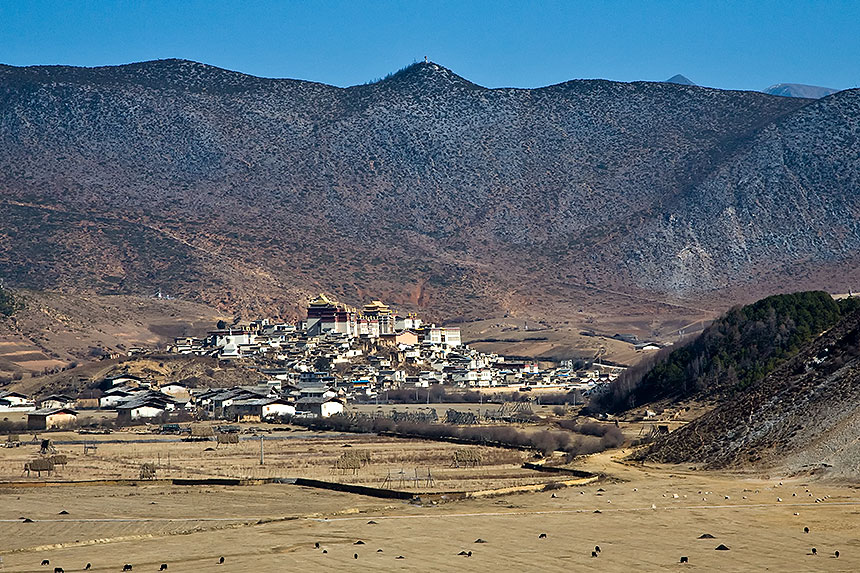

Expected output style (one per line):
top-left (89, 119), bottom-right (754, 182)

top-left (596, 291), bottom-right (853, 412)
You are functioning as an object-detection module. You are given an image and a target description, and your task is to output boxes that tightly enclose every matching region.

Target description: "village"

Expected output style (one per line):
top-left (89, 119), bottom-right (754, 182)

top-left (1, 296), bottom-right (857, 573)
top-left (0, 295), bottom-right (628, 431)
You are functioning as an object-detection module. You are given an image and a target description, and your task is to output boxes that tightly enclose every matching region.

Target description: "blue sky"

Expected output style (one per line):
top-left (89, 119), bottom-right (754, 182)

top-left (1, 1), bottom-right (858, 91)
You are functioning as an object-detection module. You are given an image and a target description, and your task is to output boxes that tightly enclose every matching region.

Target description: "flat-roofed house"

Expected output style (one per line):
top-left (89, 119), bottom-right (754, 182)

top-left (103, 374), bottom-right (146, 387)
top-left (396, 330), bottom-right (419, 346)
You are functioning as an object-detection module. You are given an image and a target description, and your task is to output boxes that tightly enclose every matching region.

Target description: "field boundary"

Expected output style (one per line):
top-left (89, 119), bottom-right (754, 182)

top-left (291, 477), bottom-right (417, 499)
top-left (521, 462), bottom-right (596, 477)
top-left (0, 478), bottom-right (173, 488)
top-left (172, 477), bottom-right (270, 486)
top-left (0, 469), bottom-right (601, 501)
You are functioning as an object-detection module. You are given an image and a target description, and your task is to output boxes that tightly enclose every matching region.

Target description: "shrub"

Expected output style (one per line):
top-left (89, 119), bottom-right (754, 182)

top-left (0, 286), bottom-right (23, 317)
top-left (0, 419), bottom-right (27, 433)
top-left (292, 415), bottom-right (621, 456)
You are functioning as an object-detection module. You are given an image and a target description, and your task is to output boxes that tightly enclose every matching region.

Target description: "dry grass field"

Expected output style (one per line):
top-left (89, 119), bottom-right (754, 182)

top-left (1, 429), bottom-right (858, 572)
top-left (0, 427), bottom-right (560, 490)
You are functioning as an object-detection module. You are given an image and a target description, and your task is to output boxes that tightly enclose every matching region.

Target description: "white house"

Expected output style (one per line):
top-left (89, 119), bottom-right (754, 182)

top-left (38, 394), bottom-right (76, 410)
top-left (296, 397), bottom-right (344, 418)
top-left (299, 386), bottom-right (337, 400)
top-left (0, 391), bottom-right (36, 412)
top-left (427, 326), bottom-right (462, 347)
top-left (226, 397), bottom-right (295, 422)
top-left (395, 315), bottom-right (422, 331)
top-left (99, 388), bottom-right (138, 409)
top-left (104, 374), bottom-right (146, 387)
top-left (207, 328), bottom-right (257, 350)
top-left (116, 399), bottom-right (166, 423)
top-left (159, 383), bottom-right (191, 401)
top-left (115, 392), bottom-right (176, 423)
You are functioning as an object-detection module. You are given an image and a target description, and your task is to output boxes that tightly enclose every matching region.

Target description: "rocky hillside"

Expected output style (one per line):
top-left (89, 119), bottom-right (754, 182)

top-left (1, 59), bottom-right (858, 318)
top-left (646, 308), bottom-right (860, 478)
top-left (614, 88), bottom-right (860, 295)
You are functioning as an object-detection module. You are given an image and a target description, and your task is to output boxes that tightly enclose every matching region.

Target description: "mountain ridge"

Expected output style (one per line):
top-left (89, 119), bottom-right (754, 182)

top-left (1, 58), bottom-right (856, 321)
top-left (5, 59), bottom-right (828, 97)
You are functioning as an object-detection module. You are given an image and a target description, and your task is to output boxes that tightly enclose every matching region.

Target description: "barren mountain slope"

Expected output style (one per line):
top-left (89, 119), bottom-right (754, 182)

top-left (1, 59), bottom-right (854, 318)
top-left (613, 88), bottom-right (860, 297)
top-left (0, 291), bottom-right (227, 378)
top-left (647, 310), bottom-right (860, 478)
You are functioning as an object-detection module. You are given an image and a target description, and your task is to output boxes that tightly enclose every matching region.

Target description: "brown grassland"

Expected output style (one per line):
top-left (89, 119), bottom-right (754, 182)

top-left (0, 424), bottom-right (858, 572)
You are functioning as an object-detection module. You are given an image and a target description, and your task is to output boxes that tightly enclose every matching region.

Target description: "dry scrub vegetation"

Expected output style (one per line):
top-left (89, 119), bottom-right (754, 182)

top-left (292, 415), bottom-right (624, 457)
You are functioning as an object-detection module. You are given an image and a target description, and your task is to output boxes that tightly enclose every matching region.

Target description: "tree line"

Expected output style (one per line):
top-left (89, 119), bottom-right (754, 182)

top-left (592, 291), bottom-right (858, 412)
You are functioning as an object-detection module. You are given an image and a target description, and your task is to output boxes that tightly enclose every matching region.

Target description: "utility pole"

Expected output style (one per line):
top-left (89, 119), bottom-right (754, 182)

top-left (259, 435), bottom-right (264, 465)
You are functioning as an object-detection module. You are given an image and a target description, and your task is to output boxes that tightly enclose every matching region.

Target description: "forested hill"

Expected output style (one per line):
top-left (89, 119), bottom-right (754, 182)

top-left (595, 291), bottom-right (856, 412)
top-left (645, 305), bottom-right (860, 476)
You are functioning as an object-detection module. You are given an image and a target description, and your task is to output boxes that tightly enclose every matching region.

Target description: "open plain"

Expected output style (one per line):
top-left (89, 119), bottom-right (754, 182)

top-left (1, 428), bottom-right (858, 572)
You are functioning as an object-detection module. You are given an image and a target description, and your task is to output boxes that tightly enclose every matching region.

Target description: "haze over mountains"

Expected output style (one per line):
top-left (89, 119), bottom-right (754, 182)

top-left (763, 83), bottom-right (839, 99)
top-left (1, 59), bottom-right (859, 320)
top-left (664, 75), bottom-right (839, 99)
top-left (664, 74), bottom-right (696, 86)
